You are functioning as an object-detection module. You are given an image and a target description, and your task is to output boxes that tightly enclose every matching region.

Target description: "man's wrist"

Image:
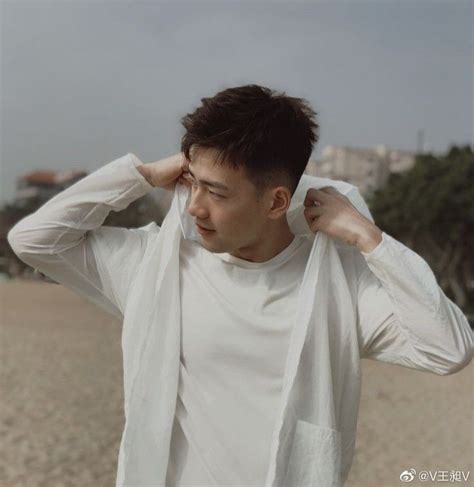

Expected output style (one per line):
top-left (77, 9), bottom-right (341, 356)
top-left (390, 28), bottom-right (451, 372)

top-left (355, 225), bottom-right (383, 253)
top-left (136, 164), bottom-right (154, 186)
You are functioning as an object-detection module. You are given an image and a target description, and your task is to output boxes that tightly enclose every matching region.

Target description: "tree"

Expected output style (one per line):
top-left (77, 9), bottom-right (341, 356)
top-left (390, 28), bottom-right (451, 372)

top-left (366, 145), bottom-right (474, 327)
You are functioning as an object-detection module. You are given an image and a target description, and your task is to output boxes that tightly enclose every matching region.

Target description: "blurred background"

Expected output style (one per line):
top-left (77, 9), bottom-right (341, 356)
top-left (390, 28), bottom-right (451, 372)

top-left (1, 1), bottom-right (472, 486)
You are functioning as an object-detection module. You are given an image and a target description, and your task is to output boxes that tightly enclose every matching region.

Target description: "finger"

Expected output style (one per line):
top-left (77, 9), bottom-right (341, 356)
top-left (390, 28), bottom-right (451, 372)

top-left (303, 206), bottom-right (324, 220)
top-left (304, 197), bottom-right (322, 208)
top-left (178, 176), bottom-right (191, 186)
top-left (304, 188), bottom-right (329, 206)
top-left (303, 195), bottom-right (311, 207)
top-left (304, 210), bottom-right (321, 232)
top-left (181, 158), bottom-right (190, 172)
top-left (319, 186), bottom-right (344, 199)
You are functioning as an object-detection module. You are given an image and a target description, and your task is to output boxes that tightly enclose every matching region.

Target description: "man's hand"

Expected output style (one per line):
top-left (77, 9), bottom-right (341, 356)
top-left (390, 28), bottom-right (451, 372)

top-left (137, 152), bottom-right (192, 191)
top-left (303, 186), bottom-right (383, 252)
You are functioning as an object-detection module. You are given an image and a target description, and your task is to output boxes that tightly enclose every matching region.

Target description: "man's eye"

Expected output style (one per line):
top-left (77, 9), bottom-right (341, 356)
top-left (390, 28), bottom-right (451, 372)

top-left (189, 180), bottom-right (224, 198)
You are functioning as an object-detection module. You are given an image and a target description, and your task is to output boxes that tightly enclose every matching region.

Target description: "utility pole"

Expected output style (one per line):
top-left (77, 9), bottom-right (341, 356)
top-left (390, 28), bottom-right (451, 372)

top-left (417, 129), bottom-right (425, 154)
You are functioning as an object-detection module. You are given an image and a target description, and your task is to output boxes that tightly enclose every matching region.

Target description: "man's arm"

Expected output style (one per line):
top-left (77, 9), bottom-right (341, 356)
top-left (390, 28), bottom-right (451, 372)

top-left (356, 232), bottom-right (473, 375)
top-left (7, 153), bottom-right (155, 319)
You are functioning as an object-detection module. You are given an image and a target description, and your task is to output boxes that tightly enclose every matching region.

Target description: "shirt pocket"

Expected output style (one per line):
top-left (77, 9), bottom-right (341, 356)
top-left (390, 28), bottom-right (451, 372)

top-left (284, 420), bottom-right (342, 487)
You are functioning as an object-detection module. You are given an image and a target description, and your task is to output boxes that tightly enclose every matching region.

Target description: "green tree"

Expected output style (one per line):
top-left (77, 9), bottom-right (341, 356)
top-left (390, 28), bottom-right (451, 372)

top-left (367, 145), bottom-right (474, 326)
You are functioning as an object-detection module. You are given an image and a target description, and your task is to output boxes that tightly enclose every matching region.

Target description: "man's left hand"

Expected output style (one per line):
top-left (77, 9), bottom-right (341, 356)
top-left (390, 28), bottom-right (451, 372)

top-left (303, 186), bottom-right (383, 253)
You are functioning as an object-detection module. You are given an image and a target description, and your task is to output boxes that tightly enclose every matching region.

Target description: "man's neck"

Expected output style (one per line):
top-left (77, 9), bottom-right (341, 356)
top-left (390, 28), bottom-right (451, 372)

top-left (229, 222), bottom-right (296, 263)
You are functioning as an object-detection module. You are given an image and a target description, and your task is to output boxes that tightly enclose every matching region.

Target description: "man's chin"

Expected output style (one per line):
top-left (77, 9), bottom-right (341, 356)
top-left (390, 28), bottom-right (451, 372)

top-left (198, 237), bottom-right (227, 254)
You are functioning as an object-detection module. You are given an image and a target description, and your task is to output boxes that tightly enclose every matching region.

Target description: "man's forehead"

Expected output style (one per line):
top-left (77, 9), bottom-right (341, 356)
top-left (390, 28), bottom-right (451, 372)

top-left (190, 146), bottom-right (228, 167)
top-left (189, 147), bottom-right (245, 183)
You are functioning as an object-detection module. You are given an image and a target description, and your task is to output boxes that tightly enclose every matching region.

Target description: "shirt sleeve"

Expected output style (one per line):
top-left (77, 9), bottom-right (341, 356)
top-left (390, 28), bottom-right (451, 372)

top-left (7, 153), bottom-right (155, 320)
top-left (356, 231), bottom-right (473, 375)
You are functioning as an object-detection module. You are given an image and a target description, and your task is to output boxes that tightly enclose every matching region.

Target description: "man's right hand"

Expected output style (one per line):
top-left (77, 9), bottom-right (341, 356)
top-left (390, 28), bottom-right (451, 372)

top-left (137, 152), bottom-right (192, 191)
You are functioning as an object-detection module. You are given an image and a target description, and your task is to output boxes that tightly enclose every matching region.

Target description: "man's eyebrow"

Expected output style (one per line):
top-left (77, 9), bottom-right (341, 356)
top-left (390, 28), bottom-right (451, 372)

top-left (187, 166), bottom-right (230, 192)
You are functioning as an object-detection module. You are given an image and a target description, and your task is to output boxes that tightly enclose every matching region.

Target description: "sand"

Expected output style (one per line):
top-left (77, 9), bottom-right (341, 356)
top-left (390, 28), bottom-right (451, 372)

top-left (1, 280), bottom-right (472, 487)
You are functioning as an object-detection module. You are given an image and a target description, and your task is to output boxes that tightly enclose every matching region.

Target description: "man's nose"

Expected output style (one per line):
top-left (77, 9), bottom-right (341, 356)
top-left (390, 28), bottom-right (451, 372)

top-left (187, 187), bottom-right (209, 219)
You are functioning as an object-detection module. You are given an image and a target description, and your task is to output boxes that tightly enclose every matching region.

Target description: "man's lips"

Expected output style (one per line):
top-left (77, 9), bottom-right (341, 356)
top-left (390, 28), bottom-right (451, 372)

top-left (196, 223), bottom-right (215, 231)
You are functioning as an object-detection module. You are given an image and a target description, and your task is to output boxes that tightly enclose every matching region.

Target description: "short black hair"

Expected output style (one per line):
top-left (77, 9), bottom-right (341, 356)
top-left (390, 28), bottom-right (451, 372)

top-left (180, 84), bottom-right (319, 196)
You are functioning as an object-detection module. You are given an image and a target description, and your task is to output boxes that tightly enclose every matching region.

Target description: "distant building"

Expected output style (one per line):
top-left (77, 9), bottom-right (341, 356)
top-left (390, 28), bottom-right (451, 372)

top-left (304, 144), bottom-right (416, 197)
top-left (13, 169), bottom-right (88, 209)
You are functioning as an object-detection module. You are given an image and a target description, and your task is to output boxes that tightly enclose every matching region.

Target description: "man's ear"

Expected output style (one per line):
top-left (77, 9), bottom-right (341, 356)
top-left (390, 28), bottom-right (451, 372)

top-left (267, 186), bottom-right (292, 219)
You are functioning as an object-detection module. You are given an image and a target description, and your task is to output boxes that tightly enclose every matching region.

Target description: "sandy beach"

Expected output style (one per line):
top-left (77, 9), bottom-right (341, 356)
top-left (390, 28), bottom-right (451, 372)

top-left (1, 280), bottom-right (472, 487)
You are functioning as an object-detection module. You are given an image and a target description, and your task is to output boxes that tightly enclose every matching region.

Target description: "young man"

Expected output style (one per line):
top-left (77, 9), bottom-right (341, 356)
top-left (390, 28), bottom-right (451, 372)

top-left (8, 84), bottom-right (472, 487)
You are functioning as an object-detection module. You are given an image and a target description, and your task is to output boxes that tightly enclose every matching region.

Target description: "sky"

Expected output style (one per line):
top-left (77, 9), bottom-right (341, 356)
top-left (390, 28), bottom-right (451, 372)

top-left (1, 0), bottom-right (472, 204)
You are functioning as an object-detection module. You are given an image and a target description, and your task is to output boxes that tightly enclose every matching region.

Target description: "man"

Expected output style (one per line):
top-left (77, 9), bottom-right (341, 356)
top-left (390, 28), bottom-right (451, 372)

top-left (8, 84), bottom-right (472, 487)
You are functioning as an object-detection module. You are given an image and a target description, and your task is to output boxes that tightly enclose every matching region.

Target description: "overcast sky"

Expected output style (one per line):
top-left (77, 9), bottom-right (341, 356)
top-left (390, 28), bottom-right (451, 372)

top-left (1, 0), bottom-right (472, 204)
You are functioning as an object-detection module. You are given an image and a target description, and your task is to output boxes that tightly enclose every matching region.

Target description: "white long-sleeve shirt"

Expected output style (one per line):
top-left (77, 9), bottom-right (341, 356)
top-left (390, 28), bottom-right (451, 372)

top-left (166, 235), bottom-right (312, 486)
top-left (7, 153), bottom-right (472, 486)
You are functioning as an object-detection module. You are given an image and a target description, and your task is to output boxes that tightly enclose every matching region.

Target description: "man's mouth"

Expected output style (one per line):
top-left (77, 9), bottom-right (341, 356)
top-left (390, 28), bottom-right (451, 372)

top-left (196, 223), bottom-right (215, 234)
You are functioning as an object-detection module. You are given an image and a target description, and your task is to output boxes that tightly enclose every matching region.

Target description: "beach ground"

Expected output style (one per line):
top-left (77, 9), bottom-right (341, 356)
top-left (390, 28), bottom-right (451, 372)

top-left (1, 280), bottom-right (472, 487)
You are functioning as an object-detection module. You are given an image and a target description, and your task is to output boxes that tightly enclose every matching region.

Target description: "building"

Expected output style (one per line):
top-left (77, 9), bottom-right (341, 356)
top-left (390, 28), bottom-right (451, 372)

top-left (304, 145), bottom-right (416, 197)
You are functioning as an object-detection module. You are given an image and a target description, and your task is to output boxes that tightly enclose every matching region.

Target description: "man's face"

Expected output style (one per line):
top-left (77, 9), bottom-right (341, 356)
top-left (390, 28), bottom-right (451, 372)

top-left (186, 147), bottom-right (271, 256)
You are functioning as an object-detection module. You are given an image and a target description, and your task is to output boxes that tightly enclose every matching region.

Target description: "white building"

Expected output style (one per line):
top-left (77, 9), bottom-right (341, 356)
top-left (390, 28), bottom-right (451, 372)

top-left (304, 145), bottom-right (416, 197)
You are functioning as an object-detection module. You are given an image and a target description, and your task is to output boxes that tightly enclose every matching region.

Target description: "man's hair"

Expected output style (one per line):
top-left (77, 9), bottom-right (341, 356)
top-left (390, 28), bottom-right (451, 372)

top-left (180, 84), bottom-right (319, 196)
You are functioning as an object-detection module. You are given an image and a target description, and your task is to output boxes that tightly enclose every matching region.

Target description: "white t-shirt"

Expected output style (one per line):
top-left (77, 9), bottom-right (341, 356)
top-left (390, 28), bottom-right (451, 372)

top-left (165, 234), bottom-right (313, 486)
